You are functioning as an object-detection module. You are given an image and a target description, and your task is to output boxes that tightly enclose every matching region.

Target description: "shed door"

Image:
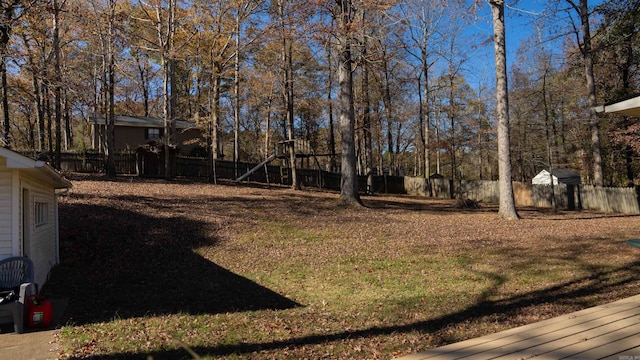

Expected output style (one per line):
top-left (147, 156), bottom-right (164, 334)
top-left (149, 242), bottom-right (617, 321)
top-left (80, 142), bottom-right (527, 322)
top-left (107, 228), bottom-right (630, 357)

top-left (22, 188), bottom-right (31, 257)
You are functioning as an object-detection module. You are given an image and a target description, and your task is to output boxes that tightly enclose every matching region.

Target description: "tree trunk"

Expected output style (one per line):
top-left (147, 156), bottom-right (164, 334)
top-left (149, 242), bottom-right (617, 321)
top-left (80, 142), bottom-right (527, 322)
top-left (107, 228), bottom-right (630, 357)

top-left (580, 0), bottom-right (603, 186)
top-left (0, 3), bottom-right (14, 148)
top-left (542, 65), bottom-right (557, 211)
top-left (265, 95), bottom-right (272, 159)
top-left (279, 0), bottom-right (298, 190)
top-left (44, 73), bottom-right (51, 153)
top-left (155, 0), bottom-right (176, 180)
top-left (336, 0), bottom-right (361, 206)
top-left (53, 0), bottom-right (62, 169)
top-left (363, 35), bottom-right (373, 194)
top-left (135, 55), bottom-right (150, 117)
top-left (234, 12), bottom-right (241, 177)
top-left (208, 67), bottom-right (221, 183)
top-left (286, 49), bottom-right (298, 190)
top-left (46, 80), bottom-right (53, 154)
top-left (64, 90), bottom-right (72, 149)
top-left (106, 0), bottom-right (116, 177)
top-left (490, 0), bottom-right (519, 220)
top-left (422, 50), bottom-right (431, 178)
top-left (327, 40), bottom-right (337, 173)
top-left (163, 58), bottom-right (171, 178)
top-left (1, 61), bottom-right (9, 147)
top-left (32, 71), bottom-right (44, 151)
top-left (382, 50), bottom-right (394, 175)
top-left (448, 70), bottom-right (456, 187)
top-left (435, 112), bottom-right (441, 174)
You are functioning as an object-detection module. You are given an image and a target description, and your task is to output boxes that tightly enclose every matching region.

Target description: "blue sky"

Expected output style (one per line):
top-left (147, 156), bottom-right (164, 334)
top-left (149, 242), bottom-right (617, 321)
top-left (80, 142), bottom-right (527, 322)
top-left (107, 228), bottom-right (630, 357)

top-left (463, 0), bottom-right (604, 89)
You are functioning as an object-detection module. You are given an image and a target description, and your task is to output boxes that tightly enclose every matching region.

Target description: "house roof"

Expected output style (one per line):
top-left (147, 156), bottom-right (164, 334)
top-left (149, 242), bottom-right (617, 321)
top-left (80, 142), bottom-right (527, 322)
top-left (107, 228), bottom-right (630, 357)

top-left (0, 147), bottom-right (71, 189)
top-left (89, 115), bottom-right (197, 130)
top-left (595, 95), bottom-right (640, 117)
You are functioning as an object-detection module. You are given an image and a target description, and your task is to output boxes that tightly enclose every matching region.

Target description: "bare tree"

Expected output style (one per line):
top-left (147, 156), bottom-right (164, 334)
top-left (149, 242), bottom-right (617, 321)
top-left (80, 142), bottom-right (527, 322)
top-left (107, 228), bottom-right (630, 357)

top-left (335, 0), bottom-right (361, 206)
top-left (0, 0), bottom-right (33, 148)
top-left (398, 0), bottom-right (448, 178)
top-left (194, 0), bottom-right (239, 182)
top-left (325, 33), bottom-right (337, 173)
top-left (106, 0), bottom-right (117, 176)
top-left (232, 0), bottom-right (261, 178)
top-left (81, 0), bottom-right (118, 177)
top-left (565, 0), bottom-right (603, 186)
top-left (276, 0), bottom-right (299, 189)
top-left (360, 10), bottom-right (374, 193)
top-left (134, 0), bottom-right (177, 178)
top-left (156, 0), bottom-right (176, 179)
top-left (52, 0), bottom-right (65, 169)
top-left (490, 0), bottom-right (519, 220)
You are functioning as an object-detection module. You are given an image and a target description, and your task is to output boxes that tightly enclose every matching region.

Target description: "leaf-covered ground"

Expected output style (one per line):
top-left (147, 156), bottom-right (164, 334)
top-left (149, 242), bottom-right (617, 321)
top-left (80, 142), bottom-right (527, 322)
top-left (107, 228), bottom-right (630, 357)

top-left (45, 174), bottom-right (640, 359)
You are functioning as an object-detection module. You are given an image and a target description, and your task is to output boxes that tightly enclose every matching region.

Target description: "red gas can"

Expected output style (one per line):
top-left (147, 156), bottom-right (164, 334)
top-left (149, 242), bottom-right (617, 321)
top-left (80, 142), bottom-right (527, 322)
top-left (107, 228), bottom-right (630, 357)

top-left (25, 295), bottom-right (52, 328)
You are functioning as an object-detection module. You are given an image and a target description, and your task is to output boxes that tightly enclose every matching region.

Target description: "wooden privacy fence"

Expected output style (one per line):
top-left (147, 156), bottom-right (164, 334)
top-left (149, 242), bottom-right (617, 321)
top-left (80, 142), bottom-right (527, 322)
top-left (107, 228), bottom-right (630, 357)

top-left (528, 184), bottom-right (640, 214)
top-left (579, 185), bottom-right (640, 214)
top-left (405, 176), bottom-right (640, 215)
top-left (32, 151), bottom-right (138, 174)
top-left (43, 152), bottom-right (640, 215)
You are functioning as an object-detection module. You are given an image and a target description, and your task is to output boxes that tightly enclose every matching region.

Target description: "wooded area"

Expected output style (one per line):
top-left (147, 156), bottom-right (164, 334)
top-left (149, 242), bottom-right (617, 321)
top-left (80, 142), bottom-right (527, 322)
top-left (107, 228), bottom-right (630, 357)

top-left (0, 0), bottom-right (639, 187)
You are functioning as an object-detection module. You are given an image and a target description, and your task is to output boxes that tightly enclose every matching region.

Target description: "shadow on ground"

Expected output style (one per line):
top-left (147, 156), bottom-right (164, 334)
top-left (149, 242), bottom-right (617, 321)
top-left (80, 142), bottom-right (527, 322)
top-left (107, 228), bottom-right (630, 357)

top-left (57, 258), bottom-right (640, 359)
top-left (41, 179), bottom-right (640, 359)
top-left (42, 200), bottom-right (300, 326)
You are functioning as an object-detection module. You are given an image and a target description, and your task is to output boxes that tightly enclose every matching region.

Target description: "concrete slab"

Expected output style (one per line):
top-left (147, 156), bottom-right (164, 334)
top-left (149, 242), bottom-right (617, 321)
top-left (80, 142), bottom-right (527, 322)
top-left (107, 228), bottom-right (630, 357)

top-left (0, 328), bottom-right (60, 360)
top-left (0, 297), bottom-right (68, 360)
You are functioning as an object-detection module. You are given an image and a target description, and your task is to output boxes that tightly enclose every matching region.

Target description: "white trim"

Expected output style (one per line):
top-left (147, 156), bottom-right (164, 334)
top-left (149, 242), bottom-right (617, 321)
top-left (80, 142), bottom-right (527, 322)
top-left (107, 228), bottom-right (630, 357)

top-left (596, 95), bottom-right (640, 117)
top-left (0, 146), bottom-right (40, 168)
top-left (54, 194), bottom-right (60, 264)
top-left (0, 148), bottom-right (71, 189)
top-left (12, 171), bottom-right (20, 256)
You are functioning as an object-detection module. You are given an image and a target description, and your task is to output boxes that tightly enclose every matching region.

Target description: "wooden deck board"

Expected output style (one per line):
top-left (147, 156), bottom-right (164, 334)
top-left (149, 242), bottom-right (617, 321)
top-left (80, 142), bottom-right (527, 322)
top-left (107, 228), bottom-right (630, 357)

top-left (512, 320), bottom-right (640, 360)
top-left (395, 294), bottom-right (640, 360)
top-left (602, 345), bottom-right (640, 360)
top-left (483, 312), bottom-right (640, 360)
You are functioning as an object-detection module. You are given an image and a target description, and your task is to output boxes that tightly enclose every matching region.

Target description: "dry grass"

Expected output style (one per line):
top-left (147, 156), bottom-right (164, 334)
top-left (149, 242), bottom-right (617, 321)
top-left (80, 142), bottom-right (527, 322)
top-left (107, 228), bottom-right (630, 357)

top-left (45, 174), bottom-right (640, 359)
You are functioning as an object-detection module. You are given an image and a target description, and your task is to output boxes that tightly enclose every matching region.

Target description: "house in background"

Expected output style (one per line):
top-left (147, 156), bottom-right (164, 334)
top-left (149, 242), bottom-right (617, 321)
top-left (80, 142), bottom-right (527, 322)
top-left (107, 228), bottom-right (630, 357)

top-left (532, 168), bottom-right (581, 185)
top-left (0, 147), bottom-right (71, 288)
top-left (88, 115), bottom-right (205, 155)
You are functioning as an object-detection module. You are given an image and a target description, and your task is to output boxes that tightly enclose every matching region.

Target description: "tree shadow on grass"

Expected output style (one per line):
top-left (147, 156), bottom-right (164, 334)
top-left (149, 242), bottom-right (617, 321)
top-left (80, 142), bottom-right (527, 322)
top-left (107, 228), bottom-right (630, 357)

top-left (65, 255), bottom-right (640, 359)
top-left (44, 181), bottom-right (640, 359)
top-left (42, 201), bottom-right (300, 326)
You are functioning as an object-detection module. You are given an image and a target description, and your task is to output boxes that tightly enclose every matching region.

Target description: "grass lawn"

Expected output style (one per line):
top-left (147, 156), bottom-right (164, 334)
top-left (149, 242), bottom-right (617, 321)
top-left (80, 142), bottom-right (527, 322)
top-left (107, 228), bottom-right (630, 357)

top-left (44, 174), bottom-right (640, 359)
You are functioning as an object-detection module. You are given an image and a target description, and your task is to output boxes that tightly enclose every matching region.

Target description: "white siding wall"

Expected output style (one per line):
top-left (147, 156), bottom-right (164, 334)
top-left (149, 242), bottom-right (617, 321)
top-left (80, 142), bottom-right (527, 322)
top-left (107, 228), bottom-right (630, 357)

top-left (22, 175), bottom-right (58, 287)
top-left (0, 154), bottom-right (64, 289)
top-left (0, 158), bottom-right (13, 258)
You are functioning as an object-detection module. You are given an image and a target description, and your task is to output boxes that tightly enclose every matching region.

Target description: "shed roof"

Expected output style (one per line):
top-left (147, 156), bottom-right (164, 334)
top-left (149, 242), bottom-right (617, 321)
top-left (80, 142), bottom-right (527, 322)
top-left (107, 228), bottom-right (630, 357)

top-left (550, 168), bottom-right (580, 180)
top-left (532, 169), bottom-right (581, 185)
top-left (0, 147), bottom-right (71, 189)
top-left (89, 115), bottom-right (197, 130)
top-left (595, 95), bottom-right (640, 117)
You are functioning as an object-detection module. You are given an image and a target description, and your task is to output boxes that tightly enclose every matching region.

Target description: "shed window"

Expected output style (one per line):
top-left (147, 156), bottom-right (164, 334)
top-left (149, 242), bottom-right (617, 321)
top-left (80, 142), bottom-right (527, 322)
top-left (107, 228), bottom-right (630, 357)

top-left (145, 128), bottom-right (163, 140)
top-left (35, 202), bottom-right (48, 227)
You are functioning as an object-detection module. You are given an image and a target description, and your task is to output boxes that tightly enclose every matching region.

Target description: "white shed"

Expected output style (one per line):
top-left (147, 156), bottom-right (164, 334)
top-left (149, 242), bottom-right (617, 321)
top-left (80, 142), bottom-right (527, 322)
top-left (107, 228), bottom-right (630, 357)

top-left (532, 169), bottom-right (581, 186)
top-left (0, 147), bottom-right (71, 288)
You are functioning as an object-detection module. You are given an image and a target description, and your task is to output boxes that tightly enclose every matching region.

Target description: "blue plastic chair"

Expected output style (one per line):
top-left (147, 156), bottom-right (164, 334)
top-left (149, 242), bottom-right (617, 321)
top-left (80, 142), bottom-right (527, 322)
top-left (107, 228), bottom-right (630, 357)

top-left (0, 257), bottom-right (36, 333)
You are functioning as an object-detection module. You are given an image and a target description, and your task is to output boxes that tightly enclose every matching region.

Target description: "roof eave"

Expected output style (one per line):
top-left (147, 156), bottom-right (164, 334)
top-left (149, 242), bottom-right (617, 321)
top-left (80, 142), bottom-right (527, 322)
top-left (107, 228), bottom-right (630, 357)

top-left (0, 147), bottom-right (72, 189)
top-left (595, 96), bottom-right (640, 117)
